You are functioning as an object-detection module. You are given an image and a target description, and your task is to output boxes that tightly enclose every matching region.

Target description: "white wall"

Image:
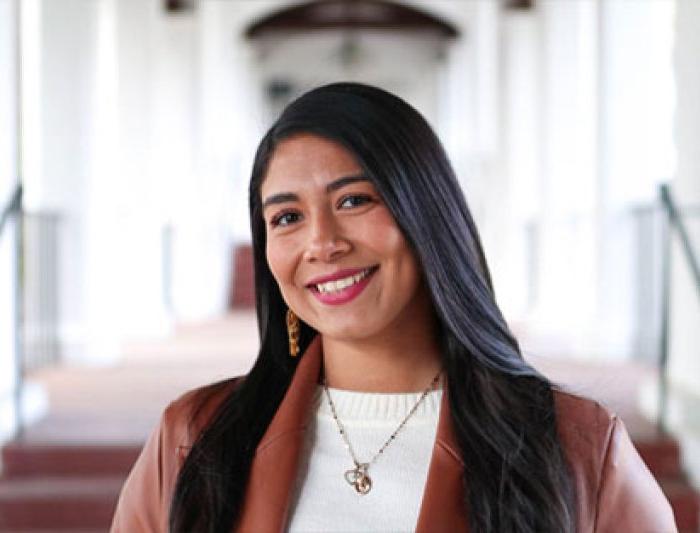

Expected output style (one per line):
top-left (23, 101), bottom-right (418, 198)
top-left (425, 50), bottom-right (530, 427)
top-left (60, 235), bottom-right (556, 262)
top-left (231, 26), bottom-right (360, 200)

top-left (670, 0), bottom-right (700, 395)
top-left (14, 0), bottom-right (269, 365)
top-left (652, 0), bottom-right (700, 487)
top-left (199, 0), bottom-right (482, 243)
top-left (498, 0), bottom-right (676, 361)
top-left (18, 0), bottom-right (528, 365)
top-left (11, 0), bottom-right (686, 370)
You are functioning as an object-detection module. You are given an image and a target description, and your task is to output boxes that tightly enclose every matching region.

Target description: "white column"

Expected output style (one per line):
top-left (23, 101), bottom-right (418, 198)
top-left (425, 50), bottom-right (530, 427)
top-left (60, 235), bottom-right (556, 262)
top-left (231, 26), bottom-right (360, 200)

top-left (153, 1), bottom-right (232, 320)
top-left (0, 0), bottom-right (18, 211)
top-left (0, 214), bottom-right (21, 440)
top-left (191, 1), bottom-right (268, 318)
top-left (670, 0), bottom-right (700, 394)
top-left (198, 0), bottom-right (277, 246)
top-left (0, 0), bottom-right (19, 439)
top-left (34, 0), bottom-right (100, 362)
top-left (521, 0), bottom-right (675, 361)
top-left (595, 0), bottom-right (676, 361)
top-left (499, 9), bottom-right (541, 319)
top-left (37, 0), bottom-right (156, 363)
top-left (0, 0), bottom-right (47, 441)
top-left (465, 0), bottom-right (504, 250)
top-left (655, 0), bottom-right (700, 487)
top-left (528, 0), bottom-right (599, 357)
top-left (111, 0), bottom-right (173, 337)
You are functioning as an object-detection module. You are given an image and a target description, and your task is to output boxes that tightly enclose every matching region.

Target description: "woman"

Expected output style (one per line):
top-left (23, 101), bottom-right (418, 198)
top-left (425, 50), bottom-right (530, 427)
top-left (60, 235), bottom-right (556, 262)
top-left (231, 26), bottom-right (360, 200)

top-left (112, 83), bottom-right (675, 532)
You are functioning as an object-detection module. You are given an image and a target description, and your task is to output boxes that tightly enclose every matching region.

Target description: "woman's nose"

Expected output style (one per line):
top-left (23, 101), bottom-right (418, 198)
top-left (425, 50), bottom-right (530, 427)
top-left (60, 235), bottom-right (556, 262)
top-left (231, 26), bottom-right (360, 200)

top-left (303, 211), bottom-right (350, 263)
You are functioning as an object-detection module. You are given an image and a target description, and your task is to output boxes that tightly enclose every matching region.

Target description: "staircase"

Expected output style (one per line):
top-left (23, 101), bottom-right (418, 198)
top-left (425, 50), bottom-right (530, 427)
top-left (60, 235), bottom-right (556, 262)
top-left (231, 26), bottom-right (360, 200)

top-left (0, 435), bottom-right (697, 531)
top-left (0, 443), bottom-right (140, 531)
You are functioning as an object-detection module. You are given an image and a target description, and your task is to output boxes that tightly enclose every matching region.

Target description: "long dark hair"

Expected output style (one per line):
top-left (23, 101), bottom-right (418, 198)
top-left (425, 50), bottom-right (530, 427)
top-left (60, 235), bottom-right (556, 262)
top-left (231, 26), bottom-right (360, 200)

top-left (170, 83), bottom-right (576, 532)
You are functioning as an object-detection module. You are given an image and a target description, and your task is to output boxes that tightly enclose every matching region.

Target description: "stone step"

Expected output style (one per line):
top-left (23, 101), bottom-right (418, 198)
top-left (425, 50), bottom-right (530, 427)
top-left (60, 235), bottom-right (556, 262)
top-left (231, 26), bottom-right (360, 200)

top-left (659, 476), bottom-right (700, 532)
top-left (1, 443), bottom-right (140, 479)
top-left (635, 436), bottom-right (682, 478)
top-left (0, 476), bottom-right (124, 531)
top-left (0, 437), bottom-right (696, 531)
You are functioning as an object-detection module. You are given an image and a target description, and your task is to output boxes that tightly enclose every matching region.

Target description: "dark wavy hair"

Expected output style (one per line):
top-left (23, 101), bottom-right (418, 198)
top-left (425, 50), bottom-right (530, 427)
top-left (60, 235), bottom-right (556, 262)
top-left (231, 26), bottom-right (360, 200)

top-left (170, 83), bottom-right (576, 532)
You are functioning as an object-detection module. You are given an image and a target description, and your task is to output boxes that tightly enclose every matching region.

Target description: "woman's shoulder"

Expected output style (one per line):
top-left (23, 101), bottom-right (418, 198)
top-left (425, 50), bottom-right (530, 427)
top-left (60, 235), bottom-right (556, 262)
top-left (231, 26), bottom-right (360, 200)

top-left (159, 375), bottom-right (245, 448)
top-left (551, 389), bottom-right (676, 530)
top-left (551, 388), bottom-right (621, 470)
top-left (111, 376), bottom-right (247, 531)
top-left (552, 388), bottom-right (617, 439)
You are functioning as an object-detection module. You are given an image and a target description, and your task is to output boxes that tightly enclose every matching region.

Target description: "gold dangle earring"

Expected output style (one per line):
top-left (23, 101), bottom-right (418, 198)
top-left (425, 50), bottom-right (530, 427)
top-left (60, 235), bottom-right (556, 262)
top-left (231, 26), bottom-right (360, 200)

top-left (286, 309), bottom-right (300, 357)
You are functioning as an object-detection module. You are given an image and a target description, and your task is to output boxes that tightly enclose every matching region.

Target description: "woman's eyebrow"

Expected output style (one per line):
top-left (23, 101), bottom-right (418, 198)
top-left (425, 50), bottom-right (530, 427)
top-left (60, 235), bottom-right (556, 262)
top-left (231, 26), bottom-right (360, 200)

top-left (262, 192), bottom-right (297, 210)
top-left (262, 175), bottom-right (369, 210)
top-left (325, 175), bottom-right (370, 193)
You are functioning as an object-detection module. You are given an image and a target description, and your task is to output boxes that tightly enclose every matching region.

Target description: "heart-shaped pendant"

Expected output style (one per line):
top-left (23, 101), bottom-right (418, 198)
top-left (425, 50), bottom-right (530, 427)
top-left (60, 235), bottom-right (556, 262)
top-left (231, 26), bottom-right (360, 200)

top-left (344, 468), bottom-right (360, 485)
top-left (344, 464), bottom-right (372, 495)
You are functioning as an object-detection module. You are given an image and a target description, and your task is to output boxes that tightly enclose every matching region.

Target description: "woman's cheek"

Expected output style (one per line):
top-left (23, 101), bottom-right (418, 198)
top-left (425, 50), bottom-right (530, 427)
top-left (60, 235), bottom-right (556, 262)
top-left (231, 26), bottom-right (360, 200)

top-left (266, 240), bottom-right (287, 286)
top-left (267, 235), bottom-right (303, 296)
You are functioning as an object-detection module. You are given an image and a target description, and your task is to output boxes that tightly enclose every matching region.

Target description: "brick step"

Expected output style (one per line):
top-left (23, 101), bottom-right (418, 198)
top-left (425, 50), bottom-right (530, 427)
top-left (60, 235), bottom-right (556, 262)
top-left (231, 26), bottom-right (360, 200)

top-left (0, 439), bottom-right (695, 531)
top-left (659, 476), bottom-right (700, 532)
top-left (1, 443), bottom-right (141, 478)
top-left (633, 436), bottom-right (698, 531)
top-left (634, 436), bottom-right (682, 478)
top-left (0, 476), bottom-right (125, 531)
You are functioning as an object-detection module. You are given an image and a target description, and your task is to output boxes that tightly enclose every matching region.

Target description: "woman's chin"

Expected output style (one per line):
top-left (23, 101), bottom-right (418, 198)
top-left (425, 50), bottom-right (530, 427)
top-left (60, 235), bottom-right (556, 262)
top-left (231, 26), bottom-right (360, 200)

top-left (316, 322), bottom-right (382, 344)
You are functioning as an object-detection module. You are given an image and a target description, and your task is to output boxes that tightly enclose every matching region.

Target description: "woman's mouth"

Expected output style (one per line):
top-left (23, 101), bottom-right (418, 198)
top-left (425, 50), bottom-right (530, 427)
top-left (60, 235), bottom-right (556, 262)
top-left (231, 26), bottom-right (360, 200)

top-left (307, 266), bottom-right (379, 305)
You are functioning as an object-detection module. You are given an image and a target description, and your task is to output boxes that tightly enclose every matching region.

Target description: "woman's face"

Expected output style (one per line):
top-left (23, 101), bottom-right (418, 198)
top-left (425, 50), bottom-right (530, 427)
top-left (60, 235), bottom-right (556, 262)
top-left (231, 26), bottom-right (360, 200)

top-left (261, 133), bottom-right (432, 343)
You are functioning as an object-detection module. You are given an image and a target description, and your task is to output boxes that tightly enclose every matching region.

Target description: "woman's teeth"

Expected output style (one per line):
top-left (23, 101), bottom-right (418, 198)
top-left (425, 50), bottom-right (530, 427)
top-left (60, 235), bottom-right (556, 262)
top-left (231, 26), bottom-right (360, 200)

top-left (315, 268), bottom-right (372, 294)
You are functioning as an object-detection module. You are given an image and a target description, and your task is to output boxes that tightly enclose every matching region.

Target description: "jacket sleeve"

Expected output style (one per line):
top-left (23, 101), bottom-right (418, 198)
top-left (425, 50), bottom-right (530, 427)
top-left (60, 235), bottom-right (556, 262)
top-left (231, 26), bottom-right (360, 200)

top-left (594, 417), bottom-right (677, 533)
top-left (110, 405), bottom-right (186, 533)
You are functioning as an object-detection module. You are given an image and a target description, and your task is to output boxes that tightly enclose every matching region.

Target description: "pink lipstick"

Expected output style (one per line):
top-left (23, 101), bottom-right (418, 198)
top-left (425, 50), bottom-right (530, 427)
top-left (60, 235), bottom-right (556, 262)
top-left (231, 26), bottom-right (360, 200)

top-left (306, 266), bottom-right (378, 306)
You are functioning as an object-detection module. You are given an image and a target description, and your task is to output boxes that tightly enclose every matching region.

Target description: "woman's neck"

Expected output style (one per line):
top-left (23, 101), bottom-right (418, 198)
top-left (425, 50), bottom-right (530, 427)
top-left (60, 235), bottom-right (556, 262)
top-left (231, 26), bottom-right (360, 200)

top-left (320, 329), bottom-right (442, 393)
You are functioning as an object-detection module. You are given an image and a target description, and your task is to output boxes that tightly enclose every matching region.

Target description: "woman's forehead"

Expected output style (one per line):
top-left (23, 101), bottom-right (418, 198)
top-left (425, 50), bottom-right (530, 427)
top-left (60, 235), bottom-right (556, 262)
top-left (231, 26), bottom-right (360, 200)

top-left (261, 134), bottom-right (365, 196)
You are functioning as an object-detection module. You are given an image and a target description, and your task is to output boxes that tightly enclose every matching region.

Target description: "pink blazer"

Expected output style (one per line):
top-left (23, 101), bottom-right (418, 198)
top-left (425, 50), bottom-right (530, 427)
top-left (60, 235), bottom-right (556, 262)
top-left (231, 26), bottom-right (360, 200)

top-left (111, 336), bottom-right (677, 532)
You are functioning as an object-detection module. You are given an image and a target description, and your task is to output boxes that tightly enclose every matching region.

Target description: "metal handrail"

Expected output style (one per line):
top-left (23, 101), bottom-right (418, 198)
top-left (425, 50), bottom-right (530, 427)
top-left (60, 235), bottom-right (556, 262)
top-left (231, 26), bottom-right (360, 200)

top-left (657, 183), bottom-right (700, 434)
top-left (660, 185), bottom-right (700, 297)
top-left (0, 184), bottom-right (22, 237)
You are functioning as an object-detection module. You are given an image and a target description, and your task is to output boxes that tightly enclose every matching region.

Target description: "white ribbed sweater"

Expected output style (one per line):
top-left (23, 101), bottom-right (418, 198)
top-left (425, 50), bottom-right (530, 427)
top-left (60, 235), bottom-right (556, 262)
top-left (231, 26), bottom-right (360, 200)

top-left (287, 386), bottom-right (442, 533)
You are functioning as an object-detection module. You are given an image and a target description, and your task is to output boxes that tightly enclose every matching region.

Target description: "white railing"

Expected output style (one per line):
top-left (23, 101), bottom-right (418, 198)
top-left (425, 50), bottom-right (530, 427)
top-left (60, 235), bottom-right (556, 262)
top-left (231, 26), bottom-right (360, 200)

top-left (0, 184), bottom-right (24, 439)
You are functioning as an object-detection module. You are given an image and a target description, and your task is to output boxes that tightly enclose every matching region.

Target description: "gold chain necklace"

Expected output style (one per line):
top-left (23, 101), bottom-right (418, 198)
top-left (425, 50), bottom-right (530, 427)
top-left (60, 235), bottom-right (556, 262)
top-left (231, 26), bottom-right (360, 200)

top-left (321, 372), bottom-right (441, 495)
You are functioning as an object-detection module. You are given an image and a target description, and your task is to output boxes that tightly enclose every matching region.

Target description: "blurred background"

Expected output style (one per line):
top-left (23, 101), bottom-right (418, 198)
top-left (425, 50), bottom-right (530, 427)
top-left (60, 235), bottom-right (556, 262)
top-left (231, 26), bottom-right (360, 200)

top-left (0, 0), bottom-right (698, 530)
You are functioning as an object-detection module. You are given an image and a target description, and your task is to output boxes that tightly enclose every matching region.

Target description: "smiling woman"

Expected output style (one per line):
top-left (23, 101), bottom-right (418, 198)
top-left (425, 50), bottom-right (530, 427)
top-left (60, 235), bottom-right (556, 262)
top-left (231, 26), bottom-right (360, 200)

top-left (261, 134), bottom-right (437, 389)
top-left (110, 84), bottom-right (676, 533)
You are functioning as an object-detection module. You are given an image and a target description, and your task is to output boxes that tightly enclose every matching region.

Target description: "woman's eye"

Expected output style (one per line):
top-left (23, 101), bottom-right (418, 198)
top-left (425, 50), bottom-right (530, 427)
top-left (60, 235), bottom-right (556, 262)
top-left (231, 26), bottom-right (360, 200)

top-left (338, 194), bottom-right (372, 209)
top-left (270, 211), bottom-right (301, 227)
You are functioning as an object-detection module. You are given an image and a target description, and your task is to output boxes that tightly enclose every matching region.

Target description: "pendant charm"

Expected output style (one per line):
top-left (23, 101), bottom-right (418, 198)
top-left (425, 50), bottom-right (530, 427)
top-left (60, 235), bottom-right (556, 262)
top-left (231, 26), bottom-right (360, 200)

top-left (344, 463), bottom-right (372, 495)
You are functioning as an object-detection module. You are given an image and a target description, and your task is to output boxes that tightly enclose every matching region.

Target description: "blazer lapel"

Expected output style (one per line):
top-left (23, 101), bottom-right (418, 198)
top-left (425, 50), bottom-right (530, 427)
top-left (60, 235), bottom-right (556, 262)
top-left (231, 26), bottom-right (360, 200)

top-left (236, 336), bottom-right (323, 533)
top-left (415, 385), bottom-right (470, 532)
top-left (236, 337), bottom-right (469, 532)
